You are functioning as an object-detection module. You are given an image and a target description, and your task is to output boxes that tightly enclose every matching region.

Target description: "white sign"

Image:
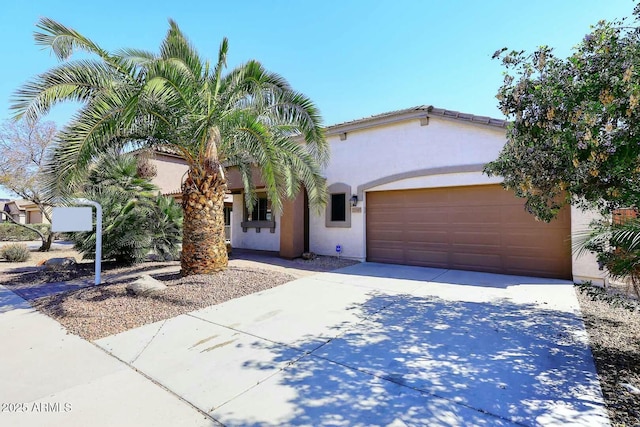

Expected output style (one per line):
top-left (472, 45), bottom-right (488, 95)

top-left (52, 207), bottom-right (93, 232)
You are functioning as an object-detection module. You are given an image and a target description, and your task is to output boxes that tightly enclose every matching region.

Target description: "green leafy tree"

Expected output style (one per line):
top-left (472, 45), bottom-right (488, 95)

top-left (485, 6), bottom-right (640, 222)
top-left (70, 152), bottom-right (182, 264)
top-left (13, 18), bottom-right (328, 275)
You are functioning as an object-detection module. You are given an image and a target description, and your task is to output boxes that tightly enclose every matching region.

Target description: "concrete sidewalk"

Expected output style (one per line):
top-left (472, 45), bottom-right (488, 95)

top-left (0, 285), bottom-right (216, 427)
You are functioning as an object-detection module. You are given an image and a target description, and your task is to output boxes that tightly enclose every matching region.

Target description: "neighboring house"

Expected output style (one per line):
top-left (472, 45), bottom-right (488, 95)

top-left (2, 199), bottom-right (50, 225)
top-left (0, 199), bottom-right (8, 222)
top-left (152, 105), bottom-right (604, 283)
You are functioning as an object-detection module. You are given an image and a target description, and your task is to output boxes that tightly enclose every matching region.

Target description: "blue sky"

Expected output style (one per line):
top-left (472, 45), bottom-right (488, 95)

top-left (0, 0), bottom-right (636, 198)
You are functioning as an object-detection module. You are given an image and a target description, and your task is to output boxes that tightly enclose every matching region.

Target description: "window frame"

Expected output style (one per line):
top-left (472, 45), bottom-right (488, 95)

top-left (241, 192), bottom-right (276, 233)
top-left (325, 182), bottom-right (352, 228)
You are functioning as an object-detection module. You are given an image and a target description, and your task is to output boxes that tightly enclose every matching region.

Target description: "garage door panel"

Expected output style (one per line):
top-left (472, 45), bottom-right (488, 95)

top-left (368, 229), bottom-right (403, 239)
top-left (368, 239), bottom-right (404, 249)
top-left (451, 231), bottom-right (501, 247)
top-left (407, 231), bottom-right (448, 243)
top-left (506, 256), bottom-right (565, 269)
top-left (405, 252), bottom-right (449, 267)
top-left (405, 212), bottom-right (448, 224)
top-left (366, 185), bottom-right (572, 279)
top-left (450, 253), bottom-right (502, 269)
top-left (367, 247), bottom-right (404, 261)
top-left (448, 209), bottom-right (501, 224)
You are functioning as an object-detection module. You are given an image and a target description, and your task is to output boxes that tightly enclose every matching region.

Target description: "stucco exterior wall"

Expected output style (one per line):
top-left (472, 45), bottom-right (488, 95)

top-left (309, 117), bottom-right (507, 261)
top-left (15, 213), bottom-right (26, 225)
top-left (150, 154), bottom-right (189, 195)
top-left (230, 194), bottom-right (280, 252)
top-left (571, 206), bottom-right (606, 284)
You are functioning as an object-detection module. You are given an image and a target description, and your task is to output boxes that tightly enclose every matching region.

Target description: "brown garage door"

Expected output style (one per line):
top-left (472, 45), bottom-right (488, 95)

top-left (366, 185), bottom-right (572, 279)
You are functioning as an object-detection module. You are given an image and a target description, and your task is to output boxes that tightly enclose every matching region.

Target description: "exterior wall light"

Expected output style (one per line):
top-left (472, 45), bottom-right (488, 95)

top-left (350, 195), bottom-right (358, 207)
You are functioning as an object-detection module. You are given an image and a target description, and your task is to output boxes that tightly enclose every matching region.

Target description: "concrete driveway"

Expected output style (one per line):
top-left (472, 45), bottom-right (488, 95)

top-left (91, 263), bottom-right (607, 426)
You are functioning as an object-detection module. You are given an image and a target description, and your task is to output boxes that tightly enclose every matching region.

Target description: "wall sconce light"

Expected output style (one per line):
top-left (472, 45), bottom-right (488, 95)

top-left (350, 195), bottom-right (358, 207)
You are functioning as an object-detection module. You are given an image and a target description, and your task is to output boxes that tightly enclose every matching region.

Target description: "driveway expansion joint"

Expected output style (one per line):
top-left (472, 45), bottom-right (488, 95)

top-left (89, 339), bottom-right (224, 426)
top-left (130, 319), bottom-right (167, 364)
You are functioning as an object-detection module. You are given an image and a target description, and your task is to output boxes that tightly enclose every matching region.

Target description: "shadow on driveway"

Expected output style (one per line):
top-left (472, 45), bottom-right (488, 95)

top-left (218, 292), bottom-right (606, 426)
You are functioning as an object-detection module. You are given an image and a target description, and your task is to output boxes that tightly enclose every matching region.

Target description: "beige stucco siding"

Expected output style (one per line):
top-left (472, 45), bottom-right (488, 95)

top-left (149, 154), bottom-right (189, 195)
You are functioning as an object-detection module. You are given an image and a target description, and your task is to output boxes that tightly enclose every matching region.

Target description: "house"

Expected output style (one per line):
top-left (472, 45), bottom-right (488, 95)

top-left (2, 199), bottom-right (50, 225)
top-left (0, 199), bottom-right (7, 222)
top-left (151, 105), bottom-right (603, 283)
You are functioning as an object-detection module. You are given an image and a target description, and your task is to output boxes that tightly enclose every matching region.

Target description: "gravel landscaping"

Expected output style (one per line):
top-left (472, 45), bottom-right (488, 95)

top-left (576, 288), bottom-right (640, 426)
top-left (31, 267), bottom-right (296, 341)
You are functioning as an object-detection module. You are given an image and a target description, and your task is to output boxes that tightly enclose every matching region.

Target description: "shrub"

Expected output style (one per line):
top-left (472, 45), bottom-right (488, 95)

top-left (148, 195), bottom-right (183, 261)
top-left (0, 243), bottom-right (30, 262)
top-left (69, 153), bottom-right (182, 264)
top-left (576, 218), bottom-right (640, 298)
top-left (0, 223), bottom-right (51, 242)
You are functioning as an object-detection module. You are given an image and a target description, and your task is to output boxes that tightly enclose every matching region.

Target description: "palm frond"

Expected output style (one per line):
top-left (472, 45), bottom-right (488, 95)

top-left (160, 19), bottom-right (203, 80)
top-left (34, 18), bottom-right (109, 61)
top-left (116, 48), bottom-right (156, 67)
top-left (211, 37), bottom-right (229, 99)
top-left (11, 60), bottom-right (119, 121)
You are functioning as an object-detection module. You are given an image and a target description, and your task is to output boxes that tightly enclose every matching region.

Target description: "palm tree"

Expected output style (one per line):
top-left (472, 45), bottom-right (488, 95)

top-left (12, 18), bottom-right (329, 275)
top-left (574, 217), bottom-right (640, 297)
top-left (70, 151), bottom-right (175, 264)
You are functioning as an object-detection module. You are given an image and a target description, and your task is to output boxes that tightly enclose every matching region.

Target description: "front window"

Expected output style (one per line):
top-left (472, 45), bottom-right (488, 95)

top-left (241, 193), bottom-right (276, 233)
top-left (325, 183), bottom-right (352, 228)
top-left (331, 193), bottom-right (346, 222)
top-left (246, 196), bottom-right (271, 221)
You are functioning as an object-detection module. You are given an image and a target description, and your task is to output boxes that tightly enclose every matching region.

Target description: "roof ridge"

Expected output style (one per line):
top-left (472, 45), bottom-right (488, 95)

top-left (326, 105), bottom-right (507, 131)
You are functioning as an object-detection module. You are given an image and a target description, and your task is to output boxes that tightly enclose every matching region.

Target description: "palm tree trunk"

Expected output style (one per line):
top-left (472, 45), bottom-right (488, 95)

top-left (181, 168), bottom-right (228, 275)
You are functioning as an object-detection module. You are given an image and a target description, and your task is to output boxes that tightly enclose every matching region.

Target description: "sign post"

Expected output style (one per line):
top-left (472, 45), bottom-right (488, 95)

top-left (335, 245), bottom-right (342, 259)
top-left (52, 199), bottom-right (102, 285)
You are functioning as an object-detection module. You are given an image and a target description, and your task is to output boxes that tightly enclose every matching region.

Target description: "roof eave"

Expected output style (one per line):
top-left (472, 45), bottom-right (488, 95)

top-left (325, 108), bottom-right (432, 136)
top-left (324, 105), bottom-right (508, 137)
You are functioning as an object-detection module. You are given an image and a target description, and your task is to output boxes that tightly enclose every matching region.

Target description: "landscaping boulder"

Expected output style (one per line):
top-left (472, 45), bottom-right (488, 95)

top-left (43, 257), bottom-right (77, 271)
top-left (126, 274), bottom-right (167, 296)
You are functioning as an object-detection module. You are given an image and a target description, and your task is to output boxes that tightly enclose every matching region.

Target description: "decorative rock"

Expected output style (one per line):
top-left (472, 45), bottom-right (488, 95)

top-left (44, 257), bottom-right (77, 271)
top-left (301, 252), bottom-right (317, 261)
top-left (126, 275), bottom-right (167, 296)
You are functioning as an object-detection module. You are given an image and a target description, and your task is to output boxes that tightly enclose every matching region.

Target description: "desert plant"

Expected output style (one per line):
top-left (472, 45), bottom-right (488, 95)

top-left (148, 195), bottom-right (183, 261)
top-left (69, 152), bottom-right (182, 264)
top-left (0, 243), bottom-right (30, 262)
top-left (575, 217), bottom-right (640, 298)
